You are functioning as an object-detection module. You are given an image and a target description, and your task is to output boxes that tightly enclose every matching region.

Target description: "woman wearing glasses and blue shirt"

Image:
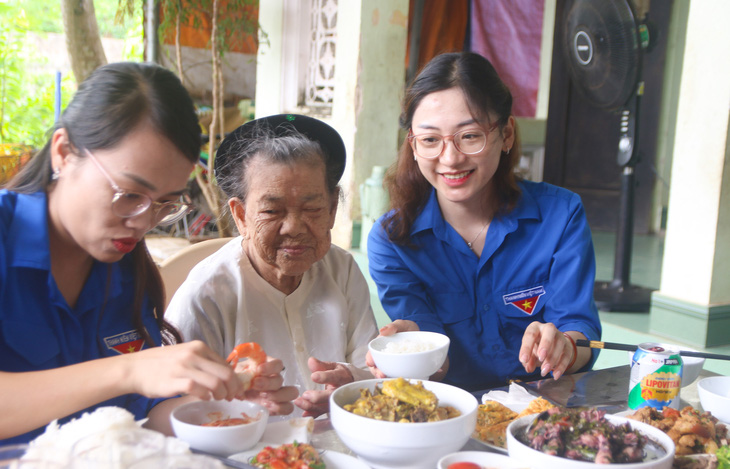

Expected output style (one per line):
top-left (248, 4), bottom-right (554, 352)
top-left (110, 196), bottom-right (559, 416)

top-left (367, 52), bottom-right (602, 391)
top-left (0, 62), bottom-right (294, 443)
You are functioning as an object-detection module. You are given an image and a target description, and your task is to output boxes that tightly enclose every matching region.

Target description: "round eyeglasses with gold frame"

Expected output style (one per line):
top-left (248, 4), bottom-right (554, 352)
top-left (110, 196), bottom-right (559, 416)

top-left (408, 123), bottom-right (499, 159)
top-left (85, 149), bottom-right (192, 226)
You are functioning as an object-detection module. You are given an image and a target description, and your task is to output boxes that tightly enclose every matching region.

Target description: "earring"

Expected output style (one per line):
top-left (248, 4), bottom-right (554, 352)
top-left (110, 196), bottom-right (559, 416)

top-left (51, 168), bottom-right (60, 180)
top-left (413, 155), bottom-right (417, 161)
top-left (504, 147), bottom-right (511, 154)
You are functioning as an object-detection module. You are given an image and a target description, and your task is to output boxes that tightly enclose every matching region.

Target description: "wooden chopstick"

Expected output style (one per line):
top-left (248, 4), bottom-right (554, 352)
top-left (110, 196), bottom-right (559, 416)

top-left (576, 340), bottom-right (636, 352)
top-left (575, 339), bottom-right (730, 361)
top-left (675, 350), bottom-right (730, 361)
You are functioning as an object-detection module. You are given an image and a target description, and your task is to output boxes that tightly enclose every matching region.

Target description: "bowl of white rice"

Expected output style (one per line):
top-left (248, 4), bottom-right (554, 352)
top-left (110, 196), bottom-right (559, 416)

top-left (368, 331), bottom-right (450, 380)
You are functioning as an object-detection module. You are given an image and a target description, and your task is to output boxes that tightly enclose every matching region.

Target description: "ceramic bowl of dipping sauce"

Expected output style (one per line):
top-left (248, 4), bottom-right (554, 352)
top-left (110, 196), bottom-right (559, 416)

top-left (170, 399), bottom-right (268, 456)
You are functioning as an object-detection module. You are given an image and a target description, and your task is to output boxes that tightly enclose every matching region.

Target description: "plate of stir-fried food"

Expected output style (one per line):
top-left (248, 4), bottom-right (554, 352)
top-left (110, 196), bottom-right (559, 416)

top-left (472, 397), bottom-right (555, 453)
top-left (624, 406), bottom-right (730, 468)
top-left (344, 376), bottom-right (461, 422)
top-left (330, 377), bottom-right (479, 468)
top-left (626, 406), bottom-right (729, 456)
top-left (506, 407), bottom-right (676, 468)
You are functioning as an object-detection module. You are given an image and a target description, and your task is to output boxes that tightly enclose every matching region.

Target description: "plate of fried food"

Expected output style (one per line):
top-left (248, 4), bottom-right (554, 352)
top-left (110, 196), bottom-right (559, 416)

top-left (622, 405), bottom-right (729, 468)
top-left (472, 390), bottom-right (555, 453)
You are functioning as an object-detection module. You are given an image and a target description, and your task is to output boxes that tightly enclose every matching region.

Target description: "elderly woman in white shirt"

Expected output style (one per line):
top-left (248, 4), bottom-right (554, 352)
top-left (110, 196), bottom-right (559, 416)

top-left (166, 114), bottom-right (378, 418)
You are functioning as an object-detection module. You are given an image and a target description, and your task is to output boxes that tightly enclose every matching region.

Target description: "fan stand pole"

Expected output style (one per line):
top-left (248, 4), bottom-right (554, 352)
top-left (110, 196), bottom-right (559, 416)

top-left (594, 167), bottom-right (654, 312)
top-left (593, 94), bottom-right (655, 312)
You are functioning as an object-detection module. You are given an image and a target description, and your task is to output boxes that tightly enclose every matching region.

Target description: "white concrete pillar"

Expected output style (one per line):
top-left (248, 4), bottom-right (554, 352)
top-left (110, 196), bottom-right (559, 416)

top-left (330, 0), bottom-right (408, 249)
top-left (650, 0), bottom-right (730, 346)
top-left (254, 0), bottom-right (285, 117)
top-left (253, 1), bottom-right (408, 249)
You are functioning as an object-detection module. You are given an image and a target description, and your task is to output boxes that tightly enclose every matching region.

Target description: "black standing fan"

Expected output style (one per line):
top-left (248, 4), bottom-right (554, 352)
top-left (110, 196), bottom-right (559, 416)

top-left (563, 0), bottom-right (654, 312)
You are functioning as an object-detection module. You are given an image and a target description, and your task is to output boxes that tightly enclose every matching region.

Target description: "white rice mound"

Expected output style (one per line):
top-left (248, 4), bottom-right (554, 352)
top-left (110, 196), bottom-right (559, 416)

top-left (25, 406), bottom-right (190, 464)
top-left (382, 339), bottom-right (436, 354)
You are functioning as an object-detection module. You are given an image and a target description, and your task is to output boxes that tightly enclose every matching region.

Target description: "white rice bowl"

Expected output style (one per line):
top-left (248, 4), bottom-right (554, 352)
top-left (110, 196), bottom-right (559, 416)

top-left (368, 331), bottom-right (450, 380)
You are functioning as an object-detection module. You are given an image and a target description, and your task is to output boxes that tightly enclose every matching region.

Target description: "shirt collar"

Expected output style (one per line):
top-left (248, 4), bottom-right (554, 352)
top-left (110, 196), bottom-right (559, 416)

top-left (501, 181), bottom-right (541, 228)
top-left (7, 191), bottom-right (126, 304)
top-left (411, 189), bottom-right (443, 236)
top-left (411, 181), bottom-right (542, 237)
top-left (8, 192), bottom-right (51, 269)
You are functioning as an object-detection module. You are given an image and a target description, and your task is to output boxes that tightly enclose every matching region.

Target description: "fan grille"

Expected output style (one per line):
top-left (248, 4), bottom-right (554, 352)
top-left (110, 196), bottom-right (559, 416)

top-left (564, 0), bottom-right (640, 111)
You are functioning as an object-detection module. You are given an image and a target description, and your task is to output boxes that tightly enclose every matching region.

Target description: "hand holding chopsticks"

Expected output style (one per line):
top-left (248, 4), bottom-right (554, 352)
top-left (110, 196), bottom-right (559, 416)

top-left (575, 339), bottom-right (730, 361)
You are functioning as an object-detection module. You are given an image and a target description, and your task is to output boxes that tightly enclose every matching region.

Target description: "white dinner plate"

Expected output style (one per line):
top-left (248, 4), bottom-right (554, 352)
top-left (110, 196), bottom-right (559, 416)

top-left (473, 384), bottom-right (560, 455)
top-left (470, 434), bottom-right (508, 454)
top-left (228, 417), bottom-right (313, 462)
top-left (230, 448), bottom-right (367, 469)
top-left (321, 450), bottom-right (370, 469)
top-left (471, 396), bottom-right (523, 454)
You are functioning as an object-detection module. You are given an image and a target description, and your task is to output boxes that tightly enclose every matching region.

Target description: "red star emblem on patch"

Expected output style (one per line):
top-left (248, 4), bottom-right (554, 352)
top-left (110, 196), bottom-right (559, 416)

top-left (103, 330), bottom-right (145, 355)
top-left (503, 286), bottom-right (546, 315)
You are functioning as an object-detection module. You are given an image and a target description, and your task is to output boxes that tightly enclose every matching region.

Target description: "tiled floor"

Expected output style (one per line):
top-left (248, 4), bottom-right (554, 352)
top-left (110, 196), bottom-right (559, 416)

top-left (591, 231), bottom-right (730, 376)
top-left (148, 230), bottom-right (730, 377)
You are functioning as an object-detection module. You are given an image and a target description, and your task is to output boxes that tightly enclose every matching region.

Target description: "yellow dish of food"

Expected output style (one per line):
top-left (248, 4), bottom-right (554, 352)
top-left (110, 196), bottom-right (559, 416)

top-left (344, 377), bottom-right (461, 423)
top-left (473, 397), bottom-right (555, 448)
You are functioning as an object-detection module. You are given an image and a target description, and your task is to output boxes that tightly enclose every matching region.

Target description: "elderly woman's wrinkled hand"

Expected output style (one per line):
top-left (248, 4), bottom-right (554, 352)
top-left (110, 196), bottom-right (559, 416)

top-left (242, 356), bottom-right (297, 416)
top-left (519, 321), bottom-right (576, 380)
top-left (294, 357), bottom-right (354, 418)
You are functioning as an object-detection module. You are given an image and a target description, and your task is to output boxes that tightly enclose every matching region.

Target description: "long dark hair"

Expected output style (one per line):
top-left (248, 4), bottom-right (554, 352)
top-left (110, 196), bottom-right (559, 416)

top-left (384, 52), bottom-right (522, 244)
top-left (5, 62), bottom-right (202, 346)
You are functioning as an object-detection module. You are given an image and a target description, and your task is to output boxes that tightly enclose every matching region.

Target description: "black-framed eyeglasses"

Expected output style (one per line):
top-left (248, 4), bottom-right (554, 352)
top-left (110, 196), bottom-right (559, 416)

top-left (85, 149), bottom-right (192, 226)
top-left (408, 122), bottom-right (500, 159)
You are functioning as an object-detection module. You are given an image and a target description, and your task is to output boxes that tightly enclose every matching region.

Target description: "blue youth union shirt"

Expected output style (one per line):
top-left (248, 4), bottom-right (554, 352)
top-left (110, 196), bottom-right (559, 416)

top-left (0, 190), bottom-right (165, 444)
top-left (367, 180), bottom-right (601, 391)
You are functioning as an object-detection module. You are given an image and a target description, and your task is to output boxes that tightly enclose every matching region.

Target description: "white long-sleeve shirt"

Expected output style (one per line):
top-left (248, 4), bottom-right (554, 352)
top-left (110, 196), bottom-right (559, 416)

top-left (165, 238), bottom-right (378, 398)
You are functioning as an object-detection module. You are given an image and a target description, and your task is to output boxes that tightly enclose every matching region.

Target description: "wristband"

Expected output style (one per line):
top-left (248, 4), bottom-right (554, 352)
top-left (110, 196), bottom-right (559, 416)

top-left (563, 332), bottom-right (578, 371)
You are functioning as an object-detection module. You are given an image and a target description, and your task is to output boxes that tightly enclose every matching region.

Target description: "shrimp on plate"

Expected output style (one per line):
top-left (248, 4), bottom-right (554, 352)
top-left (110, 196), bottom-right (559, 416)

top-left (226, 342), bottom-right (267, 391)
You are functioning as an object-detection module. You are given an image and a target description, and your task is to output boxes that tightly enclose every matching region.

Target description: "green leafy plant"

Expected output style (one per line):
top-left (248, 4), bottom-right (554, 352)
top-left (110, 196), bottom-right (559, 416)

top-left (0, 5), bottom-right (74, 147)
top-left (0, 0), bottom-right (142, 148)
top-left (155, 0), bottom-right (263, 237)
top-left (717, 445), bottom-right (730, 469)
top-left (121, 16), bottom-right (144, 62)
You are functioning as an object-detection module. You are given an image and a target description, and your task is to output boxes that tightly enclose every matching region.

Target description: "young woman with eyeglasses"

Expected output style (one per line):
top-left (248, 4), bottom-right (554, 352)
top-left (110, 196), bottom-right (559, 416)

top-left (0, 62), bottom-right (293, 443)
top-left (366, 52), bottom-right (602, 391)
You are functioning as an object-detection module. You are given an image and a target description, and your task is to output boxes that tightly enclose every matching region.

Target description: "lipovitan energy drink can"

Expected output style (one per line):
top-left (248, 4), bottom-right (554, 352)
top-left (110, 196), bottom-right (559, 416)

top-left (628, 342), bottom-right (683, 410)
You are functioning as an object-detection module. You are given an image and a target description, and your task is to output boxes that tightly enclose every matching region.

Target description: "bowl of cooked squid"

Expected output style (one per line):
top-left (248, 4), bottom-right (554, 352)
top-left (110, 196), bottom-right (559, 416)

top-left (329, 377), bottom-right (478, 469)
top-left (170, 399), bottom-right (268, 456)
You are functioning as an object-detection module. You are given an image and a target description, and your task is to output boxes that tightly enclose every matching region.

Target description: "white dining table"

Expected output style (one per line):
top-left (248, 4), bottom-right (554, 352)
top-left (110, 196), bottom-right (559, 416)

top-left (218, 364), bottom-right (720, 468)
